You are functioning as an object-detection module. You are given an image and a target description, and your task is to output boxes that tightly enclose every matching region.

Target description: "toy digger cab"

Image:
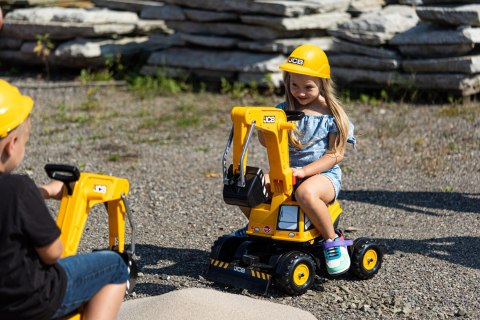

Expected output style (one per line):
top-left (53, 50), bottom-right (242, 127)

top-left (206, 106), bottom-right (383, 296)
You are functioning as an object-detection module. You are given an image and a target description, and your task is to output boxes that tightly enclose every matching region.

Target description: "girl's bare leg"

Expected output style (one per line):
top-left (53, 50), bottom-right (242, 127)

top-left (84, 283), bottom-right (126, 320)
top-left (296, 175), bottom-right (351, 275)
top-left (294, 174), bottom-right (337, 240)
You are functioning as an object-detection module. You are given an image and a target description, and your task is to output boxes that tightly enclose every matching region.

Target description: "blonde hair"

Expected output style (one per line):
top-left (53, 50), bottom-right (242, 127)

top-left (283, 72), bottom-right (350, 153)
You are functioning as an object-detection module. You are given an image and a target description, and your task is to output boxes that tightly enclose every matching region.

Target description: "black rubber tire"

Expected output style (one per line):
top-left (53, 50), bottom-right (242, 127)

top-left (116, 251), bottom-right (138, 295)
top-left (274, 251), bottom-right (316, 296)
top-left (349, 238), bottom-right (383, 280)
top-left (126, 258), bottom-right (138, 294)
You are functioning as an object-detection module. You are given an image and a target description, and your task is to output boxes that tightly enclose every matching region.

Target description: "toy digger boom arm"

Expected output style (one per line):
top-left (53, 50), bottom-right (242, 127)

top-left (45, 164), bottom-right (135, 258)
top-left (223, 106), bottom-right (298, 197)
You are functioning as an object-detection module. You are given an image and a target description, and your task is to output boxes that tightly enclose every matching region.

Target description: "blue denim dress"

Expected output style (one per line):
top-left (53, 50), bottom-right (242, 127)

top-left (277, 102), bottom-right (356, 198)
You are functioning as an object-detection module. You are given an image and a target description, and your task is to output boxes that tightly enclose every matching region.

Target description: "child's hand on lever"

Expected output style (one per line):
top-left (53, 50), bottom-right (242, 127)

top-left (39, 180), bottom-right (64, 200)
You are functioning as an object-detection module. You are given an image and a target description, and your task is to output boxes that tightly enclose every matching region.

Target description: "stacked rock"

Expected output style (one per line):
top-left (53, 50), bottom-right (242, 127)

top-left (0, 0), bottom-right (66, 12)
top-left (391, 3), bottom-right (480, 96)
top-left (133, 0), bottom-right (356, 87)
top-left (329, 1), bottom-right (480, 96)
top-left (1, 0), bottom-right (479, 97)
top-left (0, 3), bottom-right (171, 70)
top-left (328, 5), bottom-right (419, 90)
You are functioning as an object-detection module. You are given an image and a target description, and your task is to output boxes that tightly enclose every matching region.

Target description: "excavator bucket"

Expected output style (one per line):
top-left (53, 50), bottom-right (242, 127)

top-left (206, 258), bottom-right (272, 295)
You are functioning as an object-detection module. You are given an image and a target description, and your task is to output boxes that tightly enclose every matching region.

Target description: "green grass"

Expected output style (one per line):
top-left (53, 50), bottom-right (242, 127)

top-left (136, 101), bottom-right (203, 131)
top-left (127, 71), bottom-right (190, 99)
top-left (79, 69), bottom-right (114, 83)
top-left (176, 115), bottom-right (200, 128)
top-left (447, 141), bottom-right (462, 152)
top-left (129, 137), bottom-right (162, 144)
top-left (73, 114), bottom-right (93, 124)
top-left (441, 185), bottom-right (454, 193)
top-left (439, 105), bottom-right (466, 117)
top-left (108, 154), bottom-right (120, 162)
top-left (42, 126), bottom-right (66, 136)
top-left (138, 114), bottom-right (175, 129)
top-left (413, 137), bottom-right (425, 152)
top-left (194, 146), bottom-right (211, 152)
top-left (438, 105), bottom-right (477, 121)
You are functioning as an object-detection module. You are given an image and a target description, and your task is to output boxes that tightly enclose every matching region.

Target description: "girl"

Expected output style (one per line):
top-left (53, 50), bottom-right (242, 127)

top-left (277, 44), bottom-right (356, 275)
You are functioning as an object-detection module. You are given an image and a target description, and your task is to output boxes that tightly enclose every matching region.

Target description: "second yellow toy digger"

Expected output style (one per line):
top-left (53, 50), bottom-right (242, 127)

top-left (206, 106), bottom-right (382, 295)
top-left (44, 164), bottom-right (138, 320)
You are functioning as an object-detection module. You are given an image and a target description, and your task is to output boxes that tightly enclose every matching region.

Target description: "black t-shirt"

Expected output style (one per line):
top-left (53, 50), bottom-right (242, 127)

top-left (0, 173), bottom-right (67, 320)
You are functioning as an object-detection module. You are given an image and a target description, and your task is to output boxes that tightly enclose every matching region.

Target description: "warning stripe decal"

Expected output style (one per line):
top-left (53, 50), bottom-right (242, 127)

top-left (210, 259), bottom-right (271, 280)
top-left (210, 259), bottom-right (272, 280)
top-left (250, 269), bottom-right (270, 280)
top-left (210, 259), bottom-right (229, 269)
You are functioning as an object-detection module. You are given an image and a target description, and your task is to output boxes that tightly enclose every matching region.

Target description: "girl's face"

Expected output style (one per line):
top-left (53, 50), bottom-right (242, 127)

top-left (288, 73), bottom-right (321, 106)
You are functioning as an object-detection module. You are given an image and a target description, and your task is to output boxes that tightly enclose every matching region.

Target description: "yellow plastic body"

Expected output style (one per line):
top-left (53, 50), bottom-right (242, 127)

top-left (57, 172), bottom-right (130, 257)
top-left (68, 313), bottom-right (81, 320)
top-left (230, 106), bottom-right (342, 243)
top-left (56, 172), bottom-right (129, 320)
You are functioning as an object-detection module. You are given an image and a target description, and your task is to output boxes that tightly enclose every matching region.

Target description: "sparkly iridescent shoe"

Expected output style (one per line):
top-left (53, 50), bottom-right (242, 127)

top-left (323, 236), bottom-right (353, 275)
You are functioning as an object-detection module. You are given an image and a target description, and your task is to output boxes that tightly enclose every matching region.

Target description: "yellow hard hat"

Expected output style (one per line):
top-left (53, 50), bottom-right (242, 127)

top-left (0, 80), bottom-right (34, 138)
top-left (279, 44), bottom-right (330, 79)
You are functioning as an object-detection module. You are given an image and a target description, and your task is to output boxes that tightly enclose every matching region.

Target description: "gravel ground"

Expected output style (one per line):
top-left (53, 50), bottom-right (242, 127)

top-left (15, 82), bottom-right (480, 319)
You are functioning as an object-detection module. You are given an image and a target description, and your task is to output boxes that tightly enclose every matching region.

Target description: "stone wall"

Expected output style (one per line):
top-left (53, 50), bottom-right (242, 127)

top-left (1, 0), bottom-right (479, 96)
top-left (331, 2), bottom-right (480, 96)
top-left (0, 1), bottom-right (172, 69)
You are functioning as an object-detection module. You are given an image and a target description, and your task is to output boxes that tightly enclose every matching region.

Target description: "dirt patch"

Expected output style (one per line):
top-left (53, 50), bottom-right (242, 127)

top-left (18, 82), bottom-right (480, 319)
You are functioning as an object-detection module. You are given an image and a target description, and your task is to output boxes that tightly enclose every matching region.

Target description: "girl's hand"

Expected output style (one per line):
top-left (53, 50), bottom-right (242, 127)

top-left (39, 180), bottom-right (64, 200)
top-left (291, 167), bottom-right (307, 179)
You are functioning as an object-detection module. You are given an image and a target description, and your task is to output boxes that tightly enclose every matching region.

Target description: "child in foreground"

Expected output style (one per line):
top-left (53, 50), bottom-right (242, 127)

top-left (0, 79), bottom-right (128, 320)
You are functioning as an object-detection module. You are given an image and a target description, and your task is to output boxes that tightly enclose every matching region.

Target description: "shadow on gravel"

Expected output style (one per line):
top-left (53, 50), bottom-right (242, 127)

top-left (132, 282), bottom-right (177, 297)
top-left (340, 190), bottom-right (480, 216)
top-left (341, 190), bottom-right (480, 269)
top-left (377, 236), bottom-right (480, 270)
top-left (131, 244), bottom-right (210, 296)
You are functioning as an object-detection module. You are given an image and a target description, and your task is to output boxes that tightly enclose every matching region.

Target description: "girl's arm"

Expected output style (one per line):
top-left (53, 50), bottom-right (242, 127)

top-left (292, 133), bottom-right (344, 179)
top-left (36, 237), bottom-right (64, 265)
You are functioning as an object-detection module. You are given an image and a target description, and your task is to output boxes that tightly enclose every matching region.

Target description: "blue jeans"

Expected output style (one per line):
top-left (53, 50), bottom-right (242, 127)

top-left (52, 251), bottom-right (129, 319)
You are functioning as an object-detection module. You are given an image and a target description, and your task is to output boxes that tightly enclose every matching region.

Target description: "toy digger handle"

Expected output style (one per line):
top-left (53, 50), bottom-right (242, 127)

top-left (285, 111), bottom-right (304, 121)
top-left (44, 163), bottom-right (80, 184)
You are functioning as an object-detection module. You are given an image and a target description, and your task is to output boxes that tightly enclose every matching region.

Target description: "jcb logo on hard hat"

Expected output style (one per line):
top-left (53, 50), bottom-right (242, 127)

top-left (288, 57), bottom-right (304, 66)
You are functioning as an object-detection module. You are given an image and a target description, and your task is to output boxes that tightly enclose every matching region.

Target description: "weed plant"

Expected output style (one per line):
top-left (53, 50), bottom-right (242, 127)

top-left (127, 72), bottom-right (189, 98)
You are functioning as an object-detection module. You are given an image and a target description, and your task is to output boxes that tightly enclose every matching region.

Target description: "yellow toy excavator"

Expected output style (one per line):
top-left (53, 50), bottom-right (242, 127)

top-left (206, 106), bottom-right (382, 295)
top-left (44, 164), bottom-right (138, 320)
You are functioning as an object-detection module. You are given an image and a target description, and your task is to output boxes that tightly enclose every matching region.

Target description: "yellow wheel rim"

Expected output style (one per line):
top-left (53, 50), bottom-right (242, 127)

top-left (293, 263), bottom-right (310, 286)
top-left (363, 249), bottom-right (378, 271)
